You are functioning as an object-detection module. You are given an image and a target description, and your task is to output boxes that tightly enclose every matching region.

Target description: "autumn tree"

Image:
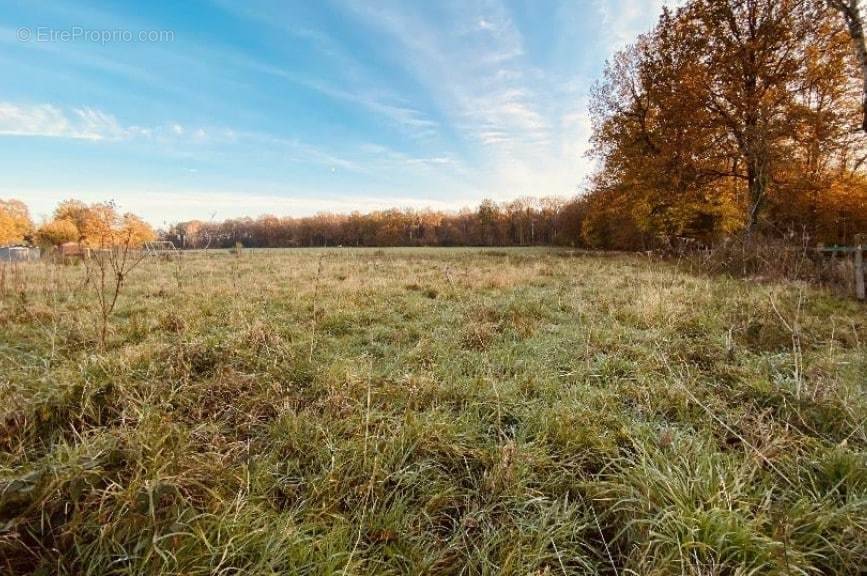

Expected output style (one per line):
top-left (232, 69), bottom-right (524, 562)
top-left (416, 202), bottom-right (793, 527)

top-left (119, 213), bottom-right (156, 247)
top-left (828, 0), bottom-right (867, 131)
top-left (689, 0), bottom-right (840, 230)
top-left (0, 199), bottom-right (33, 245)
top-left (589, 33), bottom-right (741, 244)
top-left (47, 200), bottom-right (155, 247)
top-left (476, 199), bottom-right (503, 246)
top-left (84, 203), bottom-right (124, 246)
top-left (160, 198), bottom-right (578, 249)
top-left (589, 0), bottom-right (865, 246)
top-left (52, 199), bottom-right (90, 241)
top-left (36, 219), bottom-right (80, 246)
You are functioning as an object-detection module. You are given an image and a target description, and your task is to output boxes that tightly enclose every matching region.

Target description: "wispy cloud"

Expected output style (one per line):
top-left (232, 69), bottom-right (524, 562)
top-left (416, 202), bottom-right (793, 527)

top-left (294, 80), bottom-right (439, 140)
top-left (0, 100), bottom-right (459, 181)
top-left (339, 0), bottom-right (576, 198)
top-left (0, 102), bottom-right (125, 140)
top-left (233, 130), bottom-right (363, 172)
top-left (593, 0), bottom-right (683, 50)
top-left (0, 102), bottom-right (217, 143)
top-left (358, 143), bottom-right (463, 172)
top-left (341, 1), bottom-right (541, 150)
top-left (209, 1), bottom-right (439, 139)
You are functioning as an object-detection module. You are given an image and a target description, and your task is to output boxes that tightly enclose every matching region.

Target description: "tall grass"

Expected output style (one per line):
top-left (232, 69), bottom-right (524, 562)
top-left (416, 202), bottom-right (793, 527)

top-left (1, 247), bottom-right (865, 574)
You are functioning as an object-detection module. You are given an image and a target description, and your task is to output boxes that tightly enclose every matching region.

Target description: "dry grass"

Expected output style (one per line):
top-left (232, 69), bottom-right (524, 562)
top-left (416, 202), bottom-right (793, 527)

top-left (681, 236), bottom-right (863, 298)
top-left (1, 247), bottom-right (865, 575)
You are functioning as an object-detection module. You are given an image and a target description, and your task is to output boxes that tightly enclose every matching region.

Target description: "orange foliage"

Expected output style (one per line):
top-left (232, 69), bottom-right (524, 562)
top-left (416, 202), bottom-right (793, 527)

top-left (0, 199), bottom-right (33, 245)
top-left (586, 0), bottom-right (867, 248)
top-left (48, 200), bottom-right (155, 247)
top-left (37, 219), bottom-right (80, 246)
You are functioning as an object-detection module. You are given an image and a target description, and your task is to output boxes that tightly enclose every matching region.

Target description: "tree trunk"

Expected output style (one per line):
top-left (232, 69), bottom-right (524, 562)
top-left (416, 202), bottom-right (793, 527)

top-left (744, 142), bottom-right (770, 233)
top-left (830, 0), bottom-right (867, 132)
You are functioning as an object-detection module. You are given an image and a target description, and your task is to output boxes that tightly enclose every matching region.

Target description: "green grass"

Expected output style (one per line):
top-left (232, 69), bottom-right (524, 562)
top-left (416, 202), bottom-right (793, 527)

top-left (1, 247), bottom-right (865, 575)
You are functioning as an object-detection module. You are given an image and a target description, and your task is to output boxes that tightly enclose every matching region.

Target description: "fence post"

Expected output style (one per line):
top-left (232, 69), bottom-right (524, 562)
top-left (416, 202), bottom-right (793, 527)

top-left (856, 234), bottom-right (865, 301)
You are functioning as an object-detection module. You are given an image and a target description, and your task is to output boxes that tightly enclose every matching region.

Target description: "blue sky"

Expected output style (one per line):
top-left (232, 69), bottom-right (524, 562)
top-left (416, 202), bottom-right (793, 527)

top-left (0, 0), bottom-right (672, 225)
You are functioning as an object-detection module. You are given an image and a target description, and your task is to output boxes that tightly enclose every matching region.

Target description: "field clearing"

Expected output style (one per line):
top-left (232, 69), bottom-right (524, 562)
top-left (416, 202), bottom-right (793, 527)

top-left (1, 247), bottom-right (866, 575)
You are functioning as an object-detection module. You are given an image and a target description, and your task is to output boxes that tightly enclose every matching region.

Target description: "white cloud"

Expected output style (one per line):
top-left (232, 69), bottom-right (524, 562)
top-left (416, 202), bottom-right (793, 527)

top-left (297, 81), bottom-right (439, 139)
top-left (340, 2), bottom-right (535, 143)
top-left (0, 102), bottom-right (181, 142)
top-left (593, 0), bottom-right (684, 50)
top-left (72, 107), bottom-right (127, 140)
top-left (0, 102), bottom-right (123, 140)
top-left (0, 102), bottom-right (222, 145)
top-left (208, 3), bottom-right (439, 140)
top-left (211, 0), bottom-right (677, 204)
top-left (0, 100), bottom-right (460, 188)
top-left (338, 0), bottom-right (584, 199)
top-left (357, 142), bottom-right (463, 172)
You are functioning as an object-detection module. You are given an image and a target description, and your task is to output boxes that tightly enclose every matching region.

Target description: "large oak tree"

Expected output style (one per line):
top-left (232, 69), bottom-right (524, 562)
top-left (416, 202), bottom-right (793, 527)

top-left (588, 0), bottom-right (865, 245)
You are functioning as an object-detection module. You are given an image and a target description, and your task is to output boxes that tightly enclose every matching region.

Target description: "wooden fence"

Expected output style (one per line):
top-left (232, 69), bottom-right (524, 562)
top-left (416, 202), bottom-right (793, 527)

top-left (816, 234), bottom-right (865, 301)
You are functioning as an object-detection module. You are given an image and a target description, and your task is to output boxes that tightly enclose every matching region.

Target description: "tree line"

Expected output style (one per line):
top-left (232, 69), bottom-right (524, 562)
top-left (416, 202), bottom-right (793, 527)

top-left (1, 197), bottom-right (584, 250)
top-left (162, 198), bottom-right (583, 248)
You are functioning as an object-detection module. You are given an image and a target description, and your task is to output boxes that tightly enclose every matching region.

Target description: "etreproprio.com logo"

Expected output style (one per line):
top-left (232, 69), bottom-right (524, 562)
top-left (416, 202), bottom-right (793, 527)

top-left (17, 26), bottom-right (175, 44)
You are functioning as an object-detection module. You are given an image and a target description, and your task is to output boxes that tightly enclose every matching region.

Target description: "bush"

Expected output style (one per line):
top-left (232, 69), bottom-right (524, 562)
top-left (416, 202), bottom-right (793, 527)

top-left (681, 235), bottom-right (860, 296)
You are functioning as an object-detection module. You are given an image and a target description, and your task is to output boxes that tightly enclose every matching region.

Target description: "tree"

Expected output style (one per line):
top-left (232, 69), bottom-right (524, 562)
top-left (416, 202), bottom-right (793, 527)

top-left (52, 200), bottom-right (117, 245)
top-left (50, 200), bottom-right (154, 247)
top-left (0, 199), bottom-right (33, 245)
top-left (591, 38), bottom-right (731, 243)
top-left (828, 0), bottom-right (867, 131)
top-left (37, 219), bottom-right (80, 246)
top-left (119, 213), bottom-right (156, 247)
top-left (477, 199), bottom-right (502, 246)
top-left (52, 199), bottom-right (90, 240)
top-left (589, 0), bottom-right (864, 245)
top-left (673, 0), bottom-right (826, 231)
top-left (83, 203), bottom-right (122, 246)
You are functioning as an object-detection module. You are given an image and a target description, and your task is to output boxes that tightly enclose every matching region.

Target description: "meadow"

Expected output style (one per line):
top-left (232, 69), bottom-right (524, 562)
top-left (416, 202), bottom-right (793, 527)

top-left (1, 247), bottom-right (865, 575)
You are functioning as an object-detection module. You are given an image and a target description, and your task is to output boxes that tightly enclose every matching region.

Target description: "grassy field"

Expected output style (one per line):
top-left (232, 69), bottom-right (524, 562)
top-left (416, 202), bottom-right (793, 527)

top-left (1, 247), bottom-right (865, 575)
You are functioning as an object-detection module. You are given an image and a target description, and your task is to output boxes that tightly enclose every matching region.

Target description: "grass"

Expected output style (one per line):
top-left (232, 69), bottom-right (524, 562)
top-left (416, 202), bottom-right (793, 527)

top-left (1, 247), bottom-right (865, 575)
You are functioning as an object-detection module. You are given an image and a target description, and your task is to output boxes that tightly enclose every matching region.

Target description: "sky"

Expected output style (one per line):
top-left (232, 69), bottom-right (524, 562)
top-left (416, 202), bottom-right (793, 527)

top-left (0, 0), bottom-right (673, 225)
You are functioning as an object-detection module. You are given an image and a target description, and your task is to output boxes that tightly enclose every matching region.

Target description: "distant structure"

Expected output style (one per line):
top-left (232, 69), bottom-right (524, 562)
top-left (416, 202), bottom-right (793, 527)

top-left (143, 240), bottom-right (181, 259)
top-left (0, 245), bottom-right (40, 262)
top-left (58, 242), bottom-right (86, 259)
